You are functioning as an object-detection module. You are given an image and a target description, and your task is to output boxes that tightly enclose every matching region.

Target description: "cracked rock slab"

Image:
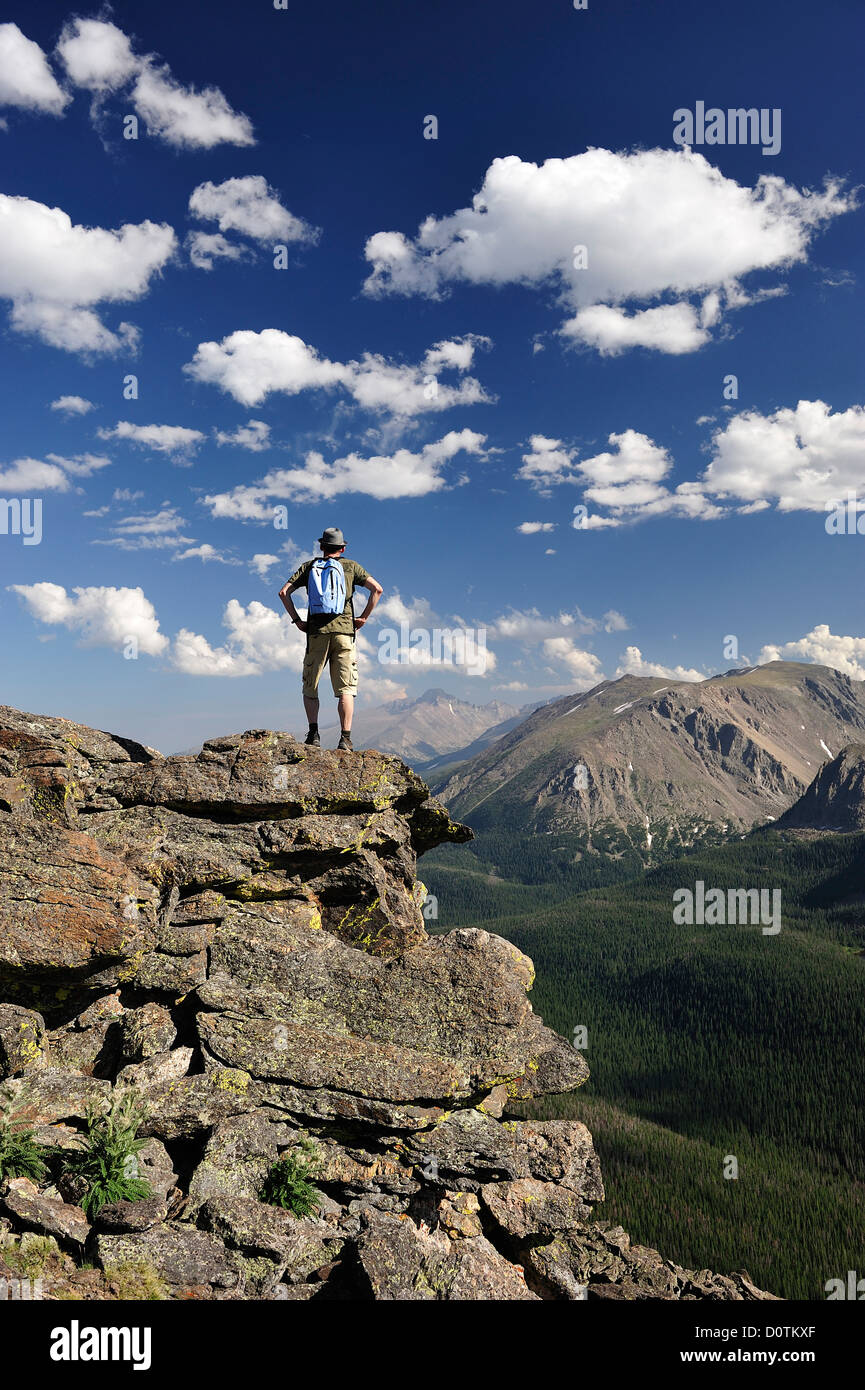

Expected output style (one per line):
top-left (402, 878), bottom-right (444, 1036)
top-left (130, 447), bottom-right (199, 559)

top-left (356, 1209), bottom-right (539, 1300)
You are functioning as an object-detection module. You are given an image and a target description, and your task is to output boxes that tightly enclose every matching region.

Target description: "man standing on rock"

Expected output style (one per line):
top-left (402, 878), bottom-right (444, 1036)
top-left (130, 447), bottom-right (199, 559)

top-left (279, 527), bottom-right (383, 751)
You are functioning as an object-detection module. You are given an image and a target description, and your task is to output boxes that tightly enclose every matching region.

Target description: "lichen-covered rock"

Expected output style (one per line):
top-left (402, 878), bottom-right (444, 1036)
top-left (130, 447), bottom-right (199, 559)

top-left (523, 1222), bottom-right (780, 1301)
top-left (355, 1209), bottom-right (539, 1300)
top-left (47, 994), bottom-right (124, 1077)
top-left (436, 1191), bottom-right (483, 1239)
top-left (313, 1135), bottom-right (419, 1195)
top-left (134, 1071), bottom-right (262, 1142)
top-left (0, 719), bottom-right (470, 980)
top-left (0, 1003), bottom-right (47, 1076)
top-left (135, 1138), bottom-right (178, 1204)
top-left (94, 1198), bottom-right (168, 1234)
top-left (404, 1110), bottom-right (604, 1198)
top-left (196, 918), bottom-right (587, 1109)
top-left (119, 1003), bottom-right (177, 1063)
top-left (0, 823), bottom-right (158, 984)
top-left (254, 1079), bottom-right (445, 1132)
top-left (106, 733), bottom-right (430, 822)
top-left (3, 1068), bottom-right (110, 1124)
top-left (1, 1180), bottom-right (89, 1247)
top-left (198, 1195), bottom-right (342, 1282)
top-left (187, 1111), bottom-right (294, 1211)
top-left (94, 1224), bottom-right (239, 1292)
top-left (116, 1046), bottom-right (193, 1091)
top-left (480, 1178), bottom-right (591, 1239)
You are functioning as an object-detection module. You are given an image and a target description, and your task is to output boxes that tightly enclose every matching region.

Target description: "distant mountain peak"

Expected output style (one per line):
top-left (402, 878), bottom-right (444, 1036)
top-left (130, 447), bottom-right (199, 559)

top-left (343, 689), bottom-right (522, 764)
top-left (777, 743), bottom-right (865, 831)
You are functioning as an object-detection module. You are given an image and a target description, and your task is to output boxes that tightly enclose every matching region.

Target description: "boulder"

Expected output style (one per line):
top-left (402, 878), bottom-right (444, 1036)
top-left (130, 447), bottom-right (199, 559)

top-left (1, 1181), bottom-right (89, 1247)
top-left (3, 1069), bottom-right (110, 1124)
top-left (46, 994), bottom-right (124, 1077)
top-left (94, 1198), bottom-right (168, 1234)
top-left (523, 1223), bottom-right (780, 1301)
top-left (138, 1072), bottom-right (264, 1142)
top-left (355, 1210), bottom-right (539, 1300)
top-left (116, 1047), bottom-right (193, 1091)
top-left (187, 1111), bottom-right (294, 1210)
top-left (404, 1110), bottom-right (604, 1197)
top-left (0, 823), bottom-right (157, 984)
top-left (0, 1003), bottom-right (47, 1077)
top-left (119, 1004), bottom-right (177, 1063)
top-left (480, 1178), bottom-right (591, 1239)
top-left (95, 1225), bottom-right (238, 1292)
top-left (198, 1195), bottom-right (341, 1282)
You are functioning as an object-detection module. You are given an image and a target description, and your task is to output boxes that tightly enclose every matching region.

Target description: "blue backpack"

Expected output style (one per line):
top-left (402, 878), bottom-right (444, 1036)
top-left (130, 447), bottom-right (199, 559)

top-left (307, 557), bottom-right (347, 616)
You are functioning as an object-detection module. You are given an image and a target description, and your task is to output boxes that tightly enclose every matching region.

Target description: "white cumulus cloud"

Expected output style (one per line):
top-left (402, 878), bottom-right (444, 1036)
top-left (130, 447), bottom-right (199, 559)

top-left (542, 637), bottom-right (605, 688)
top-left (0, 194), bottom-right (175, 354)
top-left (98, 422), bottom-right (205, 462)
top-left (187, 232), bottom-right (248, 271)
top-left (518, 436), bottom-right (579, 487)
top-left (703, 400), bottom-right (865, 512)
top-left (173, 600), bottom-right (303, 677)
top-left (563, 301), bottom-right (710, 356)
top-left (204, 430), bottom-right (487, 517)
top-left (173, 544), bottom-right (236, 564)
top-left (184, 330), bottom-right (491, 415)
top-left (759, 625), bottom-right (865, 680)
top-left (249, 553), bottom-right (280, 580)
top-left (57, 18), bottom-right (253, 148)
top-left (55, 18), bottom-right (138, 91)
top-left (9, 582), bottom-right (168, 655)
top-left (0, 24), bottom-right (68, 115)
top-left (50, 394), bottom-right (95, 416)
top-left (188, 175), bottom-right (318, 246)
top-left (614, 646), bottom-right (703, 681)
top-left (0, 458), bottom-right (71, 492)
top-left (364, 147), bottom-right (854, 353)
top-left (214, 420), bottom-right (271, 451)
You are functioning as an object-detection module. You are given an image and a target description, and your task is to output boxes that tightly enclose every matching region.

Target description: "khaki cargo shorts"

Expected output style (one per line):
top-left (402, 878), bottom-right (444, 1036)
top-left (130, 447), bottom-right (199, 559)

top-left (302, 632), bottom-right (358, 698)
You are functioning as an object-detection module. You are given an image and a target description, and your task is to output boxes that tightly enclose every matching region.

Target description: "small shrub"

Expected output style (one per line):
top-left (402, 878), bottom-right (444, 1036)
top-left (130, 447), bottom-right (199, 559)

top-left (0, 1090), bottom-right (48, 1183)
top-left (261, 1137), bottom-right (321, 1217)
top-left (60, 1091), bottom-right (152, 1217)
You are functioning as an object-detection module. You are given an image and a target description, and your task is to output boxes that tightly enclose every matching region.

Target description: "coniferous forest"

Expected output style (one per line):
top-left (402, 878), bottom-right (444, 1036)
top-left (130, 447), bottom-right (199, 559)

top-left (422, 828), bottom-right (865, 1299)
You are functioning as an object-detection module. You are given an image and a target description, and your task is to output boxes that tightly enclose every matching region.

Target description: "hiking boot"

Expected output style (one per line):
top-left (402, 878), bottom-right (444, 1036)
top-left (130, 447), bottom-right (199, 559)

top-left (337, 731), bottom-right (353, 751)
top-left (304, 727), bottom-right (321, 747)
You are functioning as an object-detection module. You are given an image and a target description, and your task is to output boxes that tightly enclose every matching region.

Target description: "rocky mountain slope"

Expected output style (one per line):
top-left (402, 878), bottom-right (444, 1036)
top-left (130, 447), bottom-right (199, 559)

top-left (435, 662), bottom-right (865, 858)
top-left (776, 743), bottom-right (865, 832)
top-left (0, 705), bottom-right (774, 1300)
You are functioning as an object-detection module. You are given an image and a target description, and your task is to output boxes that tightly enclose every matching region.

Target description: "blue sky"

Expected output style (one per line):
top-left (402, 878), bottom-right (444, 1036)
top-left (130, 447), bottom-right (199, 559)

top-left (1, 0), bottom-right (863, 751)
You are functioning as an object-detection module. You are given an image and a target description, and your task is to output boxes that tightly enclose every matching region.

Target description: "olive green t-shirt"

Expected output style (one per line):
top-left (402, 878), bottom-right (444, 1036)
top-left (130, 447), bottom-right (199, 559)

top-left (288, 557), bottom-right (371, 636)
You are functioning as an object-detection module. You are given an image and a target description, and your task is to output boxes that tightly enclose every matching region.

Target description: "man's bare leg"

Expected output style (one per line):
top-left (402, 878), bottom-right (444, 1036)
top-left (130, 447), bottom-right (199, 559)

top-left (303, 694), bottom-right (320, 726)
top-left (338, 693), bottom-right (354, 732)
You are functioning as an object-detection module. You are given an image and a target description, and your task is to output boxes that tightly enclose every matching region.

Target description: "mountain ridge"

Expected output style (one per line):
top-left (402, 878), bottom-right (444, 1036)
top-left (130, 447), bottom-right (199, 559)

top-left (435, 661), bottom-right (865, 859)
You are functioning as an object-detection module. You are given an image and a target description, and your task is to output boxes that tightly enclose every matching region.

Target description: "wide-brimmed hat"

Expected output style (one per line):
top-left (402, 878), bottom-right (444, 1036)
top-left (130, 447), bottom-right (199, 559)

top-left (318, 527), bottom-right (346, 548)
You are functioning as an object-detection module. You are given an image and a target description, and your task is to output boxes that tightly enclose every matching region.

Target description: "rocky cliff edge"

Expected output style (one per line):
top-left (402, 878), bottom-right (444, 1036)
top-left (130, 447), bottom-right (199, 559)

top-left (0, 706), bottom-right (776, 1301)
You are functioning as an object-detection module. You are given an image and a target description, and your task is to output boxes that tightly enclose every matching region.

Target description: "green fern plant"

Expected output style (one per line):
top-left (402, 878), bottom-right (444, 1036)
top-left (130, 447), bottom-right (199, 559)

top-left (60, 1091), bottom-right (152, 1217)
top-left (0, 1088), bottom-right (48, 1183)
top-left (261, 1136), bottom-right (321, 1217)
